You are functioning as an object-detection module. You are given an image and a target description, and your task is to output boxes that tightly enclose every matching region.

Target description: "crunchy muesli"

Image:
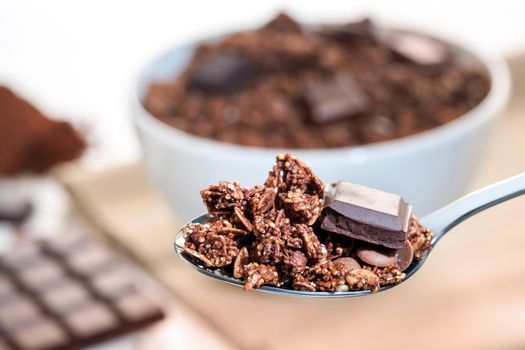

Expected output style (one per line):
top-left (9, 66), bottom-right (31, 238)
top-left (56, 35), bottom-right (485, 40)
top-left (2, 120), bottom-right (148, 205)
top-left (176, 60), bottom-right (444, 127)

top-left (145, 13), bottom-right (490, 149)
top-left (182, 154), bottom-right (433, 292)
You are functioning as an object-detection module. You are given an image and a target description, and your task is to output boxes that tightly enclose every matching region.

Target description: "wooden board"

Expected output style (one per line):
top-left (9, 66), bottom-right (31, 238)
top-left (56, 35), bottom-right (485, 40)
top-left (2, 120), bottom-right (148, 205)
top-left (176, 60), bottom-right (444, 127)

top-left (59, 56), bottom-right (525, 350)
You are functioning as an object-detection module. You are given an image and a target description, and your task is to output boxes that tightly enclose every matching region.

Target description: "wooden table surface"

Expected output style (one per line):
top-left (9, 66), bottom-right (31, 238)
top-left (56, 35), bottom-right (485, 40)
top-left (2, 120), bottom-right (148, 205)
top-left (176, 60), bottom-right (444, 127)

top-left (59, 56), bottom-right (525, 350)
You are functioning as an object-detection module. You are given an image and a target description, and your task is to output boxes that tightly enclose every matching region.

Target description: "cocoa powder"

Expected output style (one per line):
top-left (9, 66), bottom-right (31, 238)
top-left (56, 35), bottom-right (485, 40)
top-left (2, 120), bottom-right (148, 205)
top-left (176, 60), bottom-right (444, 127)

top-left (0, 86), bottom-right (86, 176)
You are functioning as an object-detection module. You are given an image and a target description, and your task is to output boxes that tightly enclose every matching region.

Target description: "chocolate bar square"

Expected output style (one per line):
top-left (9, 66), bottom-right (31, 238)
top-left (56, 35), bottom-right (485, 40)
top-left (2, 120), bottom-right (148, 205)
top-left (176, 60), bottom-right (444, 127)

top-left (9, 318), bottom-right (69, 350)
top-left (62, 302), bottom-right (119, 339)
top-left (41, 281), bottom-right (90, 314)
top-left (2, 245), bottom-right (42, 271)
top-left (65, 244), bottom-right (115, 276)
top-left (90, 266), bottom-right (135, 299)
top-left (18, 261), bottom-right (64, 292)
top-left (0, 295), bottom-right (41, 326)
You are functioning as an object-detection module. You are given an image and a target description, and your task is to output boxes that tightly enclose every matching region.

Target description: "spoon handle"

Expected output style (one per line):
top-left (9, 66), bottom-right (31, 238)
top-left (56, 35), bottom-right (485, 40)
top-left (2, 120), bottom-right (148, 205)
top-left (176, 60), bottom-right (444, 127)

top-left (421, 172), bottom-right (525, 243)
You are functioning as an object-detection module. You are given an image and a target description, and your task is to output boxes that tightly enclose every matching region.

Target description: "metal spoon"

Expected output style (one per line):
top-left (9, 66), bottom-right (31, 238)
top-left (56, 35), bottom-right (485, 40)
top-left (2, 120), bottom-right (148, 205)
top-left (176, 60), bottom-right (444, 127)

top-left (174, 172), bottom-right (525, 298)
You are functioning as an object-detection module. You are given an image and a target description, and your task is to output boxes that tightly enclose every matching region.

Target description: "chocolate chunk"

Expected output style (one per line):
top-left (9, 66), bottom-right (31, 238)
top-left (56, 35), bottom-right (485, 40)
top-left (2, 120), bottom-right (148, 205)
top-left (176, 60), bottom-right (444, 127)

top-left (381, 31), bottom-right (450, 66)
top-left (0, 199), bottom-right (32, 225)
top-left (333, 257), bottom-right (361, 271)
top-left (0, 296), bottom-right (41, 326)
top-left (302, 75), bottom-right (369, 124)
top-left (187, 52), bottom-right (254, 93)
top-left (322, 209), bottom-right (405, 249)
top-left (321, 182), bottom-right (412, 248)
top-left (9, 318), bottom-right (69, 350)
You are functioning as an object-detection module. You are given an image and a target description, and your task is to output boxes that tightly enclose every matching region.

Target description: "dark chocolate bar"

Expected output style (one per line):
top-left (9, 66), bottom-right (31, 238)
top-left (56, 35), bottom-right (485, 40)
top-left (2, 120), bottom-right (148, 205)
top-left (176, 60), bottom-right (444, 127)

top-left (0, 234), bottom-right (164, 350)
top-left (321, 182), bottom-right (412, 248)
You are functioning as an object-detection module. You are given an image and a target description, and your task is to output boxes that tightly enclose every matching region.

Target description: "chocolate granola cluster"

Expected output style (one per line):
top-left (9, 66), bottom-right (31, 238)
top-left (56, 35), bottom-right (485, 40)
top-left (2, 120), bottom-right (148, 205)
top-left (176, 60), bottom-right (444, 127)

top-left (182, 154), bottom-right (432, 292)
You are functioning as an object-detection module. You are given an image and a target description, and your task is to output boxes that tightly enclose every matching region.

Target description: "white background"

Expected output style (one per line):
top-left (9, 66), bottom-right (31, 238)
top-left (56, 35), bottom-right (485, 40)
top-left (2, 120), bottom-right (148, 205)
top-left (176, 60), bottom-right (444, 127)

top-left (1, 0), bottom-right (525, 169)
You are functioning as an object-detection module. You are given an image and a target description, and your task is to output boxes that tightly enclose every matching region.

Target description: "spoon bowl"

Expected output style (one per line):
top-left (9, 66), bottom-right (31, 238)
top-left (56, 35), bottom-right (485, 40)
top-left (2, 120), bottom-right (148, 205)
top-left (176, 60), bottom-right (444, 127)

top-left (174, 213), bottom-right (431, 298)
top-left (174, 172), bottom-right (525, 298)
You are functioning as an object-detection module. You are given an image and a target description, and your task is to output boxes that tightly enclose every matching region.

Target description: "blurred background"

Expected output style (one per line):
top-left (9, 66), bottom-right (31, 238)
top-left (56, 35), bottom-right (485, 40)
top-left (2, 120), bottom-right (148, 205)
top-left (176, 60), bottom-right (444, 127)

top-left (1, 1), bottom-right (525, 349)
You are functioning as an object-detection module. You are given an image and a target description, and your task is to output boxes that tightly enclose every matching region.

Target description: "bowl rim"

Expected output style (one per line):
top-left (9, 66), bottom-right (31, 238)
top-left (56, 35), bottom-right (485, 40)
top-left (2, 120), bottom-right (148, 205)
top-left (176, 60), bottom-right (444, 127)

top-left (131, 22), bottom-right (511, 160)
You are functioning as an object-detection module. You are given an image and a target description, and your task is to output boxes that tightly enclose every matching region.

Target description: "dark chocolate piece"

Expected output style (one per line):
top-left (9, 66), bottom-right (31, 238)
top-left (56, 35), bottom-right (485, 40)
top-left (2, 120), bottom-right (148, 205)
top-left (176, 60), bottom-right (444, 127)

top-left (0, 199), bottom-right (32, 225)
top-left (187, 52), bottom-right (254, 93)
top-left (302, 75), bottom-right (369, 124)
top-left (322, 209), bottom-right (405, 249)
top-left (322, 181), bottom-right (412, 248)
top-left (326, 182), bottom-right (412, 231)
